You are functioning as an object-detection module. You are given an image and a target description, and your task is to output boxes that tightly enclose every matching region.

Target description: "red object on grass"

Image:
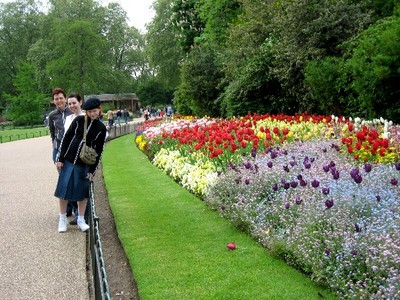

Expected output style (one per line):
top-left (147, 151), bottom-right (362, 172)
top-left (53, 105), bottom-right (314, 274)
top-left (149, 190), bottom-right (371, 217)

top-left (226, 242), bottom-right (237, 250)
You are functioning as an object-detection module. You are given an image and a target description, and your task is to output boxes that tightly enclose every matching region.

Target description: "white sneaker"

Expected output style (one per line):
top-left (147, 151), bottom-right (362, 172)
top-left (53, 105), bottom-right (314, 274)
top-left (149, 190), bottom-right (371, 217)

top-left (77, 219), bottom-right (89, 232)
top-left (58, 216), bottom-right (67, 233)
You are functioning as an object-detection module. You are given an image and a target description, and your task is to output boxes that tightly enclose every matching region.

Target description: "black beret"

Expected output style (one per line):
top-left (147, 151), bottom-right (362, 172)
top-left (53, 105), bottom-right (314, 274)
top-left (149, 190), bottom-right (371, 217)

top-left (82, 98), bottom-right (101, 110)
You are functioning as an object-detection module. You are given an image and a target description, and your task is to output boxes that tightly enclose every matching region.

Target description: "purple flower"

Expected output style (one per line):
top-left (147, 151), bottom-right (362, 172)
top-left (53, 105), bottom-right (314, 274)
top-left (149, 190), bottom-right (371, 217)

top-left (350, 168), bottom-right (360, 178)
top-left (325, 248), bottom-right (331, 256)
top-left (290, 160), bottom-right (297, 167)
top-left (355, 223), bottom-right (361, 232)
top-left (300, 179), bottom-right (307, 187)
top-left (322, 148), bottom-right (327, 153)
top-left (364, 163), bottom-right (372, 173)
top-left (353, 174), bottom-right (363, 184)
top-left (325, 199), bottom-right (334, 209)
top-left (351, 250), bottom-right (358, 256)
top-left (331, 143), bottom-right (340, 151)
top-left (285, 203), bottom-right (290, 209)
top-left (272, 183), bottom-right (278, 191)
top-left (267, 161), bottom-right (273, 168)
top-left (376, 195), bottom-right (381, 202)
top-left (283, 165), bottom-right (290, 172)
top-left (332, 170), bottom-right (340, 180)
top-left (283, 182), bottom-right (290, 190)
top-left (235, 178), bottom-right (241, 184)
top-left (303, 161), bottom-right (311, 169)
top-left (323, 165), bottom-right (330, 172)
top-left (295, 197), bottom-right (303, 205)
top-left (221, 205), bottom-right (226, 210)
top-left (270, 151), bottom-right (277, 159)
top-left (311, 179), bottom-right (320, 188)
top-left (395, 162), bottom-right (400, 170)
top-left (322, 187), bottom-right (330, 195)
top-left (329, 161), bottom-right (336, 168)
top-left (244, 179), bottom-right (250, 185)
top-left (251, 148), bottom-right (257, 158)
top-left (390, 178), bottom-right (398, 185)
top-left (244, 161), bottom-right (252, 169)
top-left (297, 174), bottom-right (303, 180)
top-left (290, 181), bottom-right (298, 188)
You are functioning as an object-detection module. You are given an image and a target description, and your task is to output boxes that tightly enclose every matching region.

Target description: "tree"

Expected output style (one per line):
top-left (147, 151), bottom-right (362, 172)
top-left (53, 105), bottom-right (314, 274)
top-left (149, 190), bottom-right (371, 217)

top-left (135, 77), bottom-right (174, 107)
top-left (146, 0), bottom-right (183, 88)
top-left (269, 0), bottom-right (372, 112)
top-left (0, 0), bottom-right (43, 114)
top-left (345, 15), bottom-right (400, 122)
top-left (3, 62), bottom-right (46, 125)
top-left (175, 44), bottom-right (222, 117)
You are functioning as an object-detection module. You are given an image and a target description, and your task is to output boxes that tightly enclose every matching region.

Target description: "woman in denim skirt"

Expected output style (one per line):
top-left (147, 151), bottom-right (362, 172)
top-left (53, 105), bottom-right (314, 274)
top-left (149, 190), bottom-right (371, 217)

top-left (54, 98), bottom-right (107, 233)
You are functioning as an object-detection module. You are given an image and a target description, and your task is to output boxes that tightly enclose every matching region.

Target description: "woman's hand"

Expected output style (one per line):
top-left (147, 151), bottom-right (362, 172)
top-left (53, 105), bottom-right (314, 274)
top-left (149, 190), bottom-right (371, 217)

top-left (56, 162), bottom-right (64, 171)
top-left (86, 173), bottom-right (94, 182)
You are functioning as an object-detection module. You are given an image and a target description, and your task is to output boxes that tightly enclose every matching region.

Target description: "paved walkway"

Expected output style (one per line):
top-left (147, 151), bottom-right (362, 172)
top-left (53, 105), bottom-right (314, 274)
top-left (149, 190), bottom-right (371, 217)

top-left (0, 136), bottom-right (89, 299)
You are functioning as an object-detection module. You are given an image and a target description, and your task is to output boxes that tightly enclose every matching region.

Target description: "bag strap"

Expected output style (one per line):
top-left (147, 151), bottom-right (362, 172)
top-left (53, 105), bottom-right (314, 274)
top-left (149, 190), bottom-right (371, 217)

top-left (83, 116), bottom-right (88, 143)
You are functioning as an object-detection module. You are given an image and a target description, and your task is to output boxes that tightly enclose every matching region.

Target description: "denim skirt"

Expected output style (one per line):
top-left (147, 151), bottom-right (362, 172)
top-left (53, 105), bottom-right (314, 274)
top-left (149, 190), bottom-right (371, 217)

top-left (54, 160), bottom-right (90, 201)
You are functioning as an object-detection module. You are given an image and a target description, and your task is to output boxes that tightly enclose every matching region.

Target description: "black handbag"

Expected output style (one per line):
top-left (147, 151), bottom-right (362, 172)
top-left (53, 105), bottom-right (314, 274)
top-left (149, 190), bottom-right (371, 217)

top-left (79, 116), bottom-right (98, 165)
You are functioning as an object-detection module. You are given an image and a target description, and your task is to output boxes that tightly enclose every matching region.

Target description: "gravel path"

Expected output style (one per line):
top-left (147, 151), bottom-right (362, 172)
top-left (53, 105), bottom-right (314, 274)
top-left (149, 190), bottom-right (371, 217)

top-left (0, 136), bottom-right (90, 299)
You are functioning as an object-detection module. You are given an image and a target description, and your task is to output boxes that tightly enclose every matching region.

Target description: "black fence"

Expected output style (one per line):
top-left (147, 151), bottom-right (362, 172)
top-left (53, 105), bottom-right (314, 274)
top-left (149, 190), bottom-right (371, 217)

top-left (88, 183), bottom-right (111, 300)
top-left (88, 119), bottom-right (143, 300)
top-left (0, 129), bottom-right (50, 143)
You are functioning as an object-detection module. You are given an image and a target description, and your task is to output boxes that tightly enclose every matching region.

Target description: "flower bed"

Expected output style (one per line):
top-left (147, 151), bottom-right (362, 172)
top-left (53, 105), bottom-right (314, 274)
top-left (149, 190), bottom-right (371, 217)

top-left (135, 113), bottom-right (400, 299)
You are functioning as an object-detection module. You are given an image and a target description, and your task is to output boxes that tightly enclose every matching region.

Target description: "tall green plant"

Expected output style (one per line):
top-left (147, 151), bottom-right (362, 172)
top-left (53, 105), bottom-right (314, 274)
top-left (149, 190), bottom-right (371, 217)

top-left (3, 62), bottom-right (46, 125)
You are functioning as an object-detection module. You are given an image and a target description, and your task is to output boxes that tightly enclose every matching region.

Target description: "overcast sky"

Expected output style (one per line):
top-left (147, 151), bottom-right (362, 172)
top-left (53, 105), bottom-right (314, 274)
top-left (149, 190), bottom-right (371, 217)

top-left (0, 0), bottom-right (155, 32)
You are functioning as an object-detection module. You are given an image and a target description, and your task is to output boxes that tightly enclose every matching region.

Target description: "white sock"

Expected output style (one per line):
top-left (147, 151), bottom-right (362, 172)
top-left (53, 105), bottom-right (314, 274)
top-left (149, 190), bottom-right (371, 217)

top-left (77, 216), bottom-right (85, 222)
top-left (59, 213), bottom-right (67, 219)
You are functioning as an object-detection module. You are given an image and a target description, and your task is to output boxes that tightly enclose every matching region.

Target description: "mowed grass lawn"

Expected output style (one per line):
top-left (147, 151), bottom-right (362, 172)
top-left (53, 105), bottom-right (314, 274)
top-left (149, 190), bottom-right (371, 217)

top-left (0, 126), bottom-right (49, 143)
top-left (101, 134), bottom-right (336, 300)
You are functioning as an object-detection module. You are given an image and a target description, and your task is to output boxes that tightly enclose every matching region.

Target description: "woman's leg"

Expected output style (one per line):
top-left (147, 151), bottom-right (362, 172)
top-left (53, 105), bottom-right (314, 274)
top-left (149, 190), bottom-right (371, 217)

top-left (59, 199), bottom-right (68, 214)
top-left (77, 200), bottom-right (87, 216)
top-left (58, 199), bottom-right (69, 233)
top-left (77, 200), bottom-right (89, 232)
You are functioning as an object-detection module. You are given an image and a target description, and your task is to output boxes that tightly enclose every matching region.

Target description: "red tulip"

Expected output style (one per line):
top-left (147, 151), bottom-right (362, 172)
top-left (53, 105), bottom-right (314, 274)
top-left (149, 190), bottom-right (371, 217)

top-left (226, 242), bottom-right (237, 250)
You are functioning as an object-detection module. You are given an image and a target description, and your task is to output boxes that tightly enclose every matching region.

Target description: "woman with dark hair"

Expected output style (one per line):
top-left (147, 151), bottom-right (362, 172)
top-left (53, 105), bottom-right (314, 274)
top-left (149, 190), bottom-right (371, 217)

top-left (54, 98), bottom-right (107, 232)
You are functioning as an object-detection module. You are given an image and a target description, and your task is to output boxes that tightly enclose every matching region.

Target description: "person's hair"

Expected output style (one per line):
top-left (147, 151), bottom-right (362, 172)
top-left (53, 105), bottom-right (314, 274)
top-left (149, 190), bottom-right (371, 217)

top-left (52, 87), bottom-right (66, 99)
top-left (67, 92), bottom-right (82, 103)
top-left (85, 105), bottom-right (103, 118)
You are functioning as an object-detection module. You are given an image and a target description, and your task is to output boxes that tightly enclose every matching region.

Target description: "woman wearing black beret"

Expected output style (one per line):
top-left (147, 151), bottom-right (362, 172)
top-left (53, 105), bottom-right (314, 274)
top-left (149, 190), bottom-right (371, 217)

top-left (54, 97), bottom-right (107, 232)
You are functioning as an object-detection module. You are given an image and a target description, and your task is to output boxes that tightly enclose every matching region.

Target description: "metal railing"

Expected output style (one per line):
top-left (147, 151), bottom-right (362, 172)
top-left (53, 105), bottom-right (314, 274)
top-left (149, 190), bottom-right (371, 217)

top-left (88, 183), bottom-right (111, 300)
top-left (88, 119), bottom-right (143, 299)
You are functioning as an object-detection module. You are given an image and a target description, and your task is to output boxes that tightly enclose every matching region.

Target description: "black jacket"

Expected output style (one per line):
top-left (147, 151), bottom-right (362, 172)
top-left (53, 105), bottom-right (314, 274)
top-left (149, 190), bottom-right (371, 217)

top-left (48, 106), bottom-right (72, 149)
top-left (58, 115), bottom-right (107, 175)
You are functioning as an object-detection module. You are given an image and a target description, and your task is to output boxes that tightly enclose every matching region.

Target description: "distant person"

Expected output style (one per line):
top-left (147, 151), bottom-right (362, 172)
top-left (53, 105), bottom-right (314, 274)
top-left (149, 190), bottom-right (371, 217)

top-left (116, 109), bottom-right (122, 125)
top-left (55, 98), bottom-right (107, 233)
top-left (123, 109), bottom-right (129, 124)
top-left (166, 106), bottom-right (172, 117)
top-left (48, 88), bottom-right (72, 163)
top-left (107, 109), bottom-right (114, 127)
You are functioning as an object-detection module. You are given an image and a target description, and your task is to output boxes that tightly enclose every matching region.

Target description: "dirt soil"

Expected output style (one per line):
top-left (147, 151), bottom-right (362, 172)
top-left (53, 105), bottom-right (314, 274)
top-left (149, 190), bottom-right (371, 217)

top-left (93, 166), bottom-right (140, 300)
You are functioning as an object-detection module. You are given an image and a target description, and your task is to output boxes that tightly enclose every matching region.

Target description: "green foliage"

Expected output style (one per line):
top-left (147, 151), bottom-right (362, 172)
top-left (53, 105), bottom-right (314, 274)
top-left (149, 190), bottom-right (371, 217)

top-left (146, 0), bottom-right (183, 88)
top-left (345, 15), bottom-right (400, 122)
top-left (170, 0), bottom-right (204, 52)
top-left (196, 0), bottom-right (241, 46)
top-left (135, 77), bottom-right (174, 107)
top-left (0, 0), bottom-right (43, 113)
top-left (220, 47), bottom-right (283, 117)
top-left (269, 0), bottom-right (372, 112)
top-left (3, 62), bottom-right (46, 126)
top-left (175, 44), bottom-right (223, 117)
